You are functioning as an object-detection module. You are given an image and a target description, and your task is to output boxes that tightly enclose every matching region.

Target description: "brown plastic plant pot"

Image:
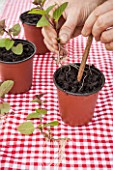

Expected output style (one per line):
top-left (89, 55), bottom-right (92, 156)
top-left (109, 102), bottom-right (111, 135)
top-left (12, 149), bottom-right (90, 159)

top-left (20, 11), bottom-right (49, 55)
top-left (0, 39), bottom-right (36, 94)
top-left (53, 64), bottom-right (105, 127)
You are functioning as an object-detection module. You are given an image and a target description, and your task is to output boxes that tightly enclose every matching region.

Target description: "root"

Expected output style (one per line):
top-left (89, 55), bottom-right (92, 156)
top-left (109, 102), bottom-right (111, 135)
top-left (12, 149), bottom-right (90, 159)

top-left (48, 138), bottom-right (69, 167)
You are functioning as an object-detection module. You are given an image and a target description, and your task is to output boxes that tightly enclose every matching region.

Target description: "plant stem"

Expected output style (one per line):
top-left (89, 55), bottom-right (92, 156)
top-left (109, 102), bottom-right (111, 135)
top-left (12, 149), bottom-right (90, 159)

top-left (3, 28), bottom-right (13, 39)
top-left (77, 34), bottom-right (93, 82)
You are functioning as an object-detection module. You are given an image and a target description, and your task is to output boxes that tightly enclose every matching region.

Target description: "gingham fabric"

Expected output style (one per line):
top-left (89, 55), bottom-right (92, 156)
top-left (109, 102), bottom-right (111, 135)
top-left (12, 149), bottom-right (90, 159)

top-left (0, 0), bottom-right (113, 170)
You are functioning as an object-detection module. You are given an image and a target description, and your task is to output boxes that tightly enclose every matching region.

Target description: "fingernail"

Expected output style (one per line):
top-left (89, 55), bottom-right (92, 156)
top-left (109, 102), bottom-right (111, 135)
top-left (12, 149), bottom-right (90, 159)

top-left (82, 29), bottom-right (88, 36)
top-left (60, 34), bottom-right (68, 44)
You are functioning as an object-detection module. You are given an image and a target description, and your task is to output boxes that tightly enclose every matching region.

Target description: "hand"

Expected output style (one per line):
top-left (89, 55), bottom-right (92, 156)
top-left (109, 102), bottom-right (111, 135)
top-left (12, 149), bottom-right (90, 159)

top-left (82, 0), bottom-right (113, 51)
top-left (42, 0), bottom-right (105, 52)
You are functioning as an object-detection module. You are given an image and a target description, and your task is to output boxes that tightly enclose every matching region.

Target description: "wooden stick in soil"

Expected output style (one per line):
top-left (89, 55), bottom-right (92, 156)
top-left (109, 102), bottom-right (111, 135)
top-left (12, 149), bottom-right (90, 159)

top-left (77, 34), bottom-right (93, 82)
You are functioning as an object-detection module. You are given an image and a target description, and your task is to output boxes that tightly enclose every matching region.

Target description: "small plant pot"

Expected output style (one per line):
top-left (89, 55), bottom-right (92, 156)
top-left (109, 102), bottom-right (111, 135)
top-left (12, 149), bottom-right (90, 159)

top-left (20, 11), bottom-right (49, 55)
top-left (53, 63), bottom-right (105, 126)
top-left (0, 39), bottom-right (36, 94)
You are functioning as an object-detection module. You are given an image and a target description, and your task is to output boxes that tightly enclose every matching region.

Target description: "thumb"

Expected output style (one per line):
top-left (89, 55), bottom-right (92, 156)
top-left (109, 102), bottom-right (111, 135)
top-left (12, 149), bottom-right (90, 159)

top-left (59, 15), bottom-right (78, 44)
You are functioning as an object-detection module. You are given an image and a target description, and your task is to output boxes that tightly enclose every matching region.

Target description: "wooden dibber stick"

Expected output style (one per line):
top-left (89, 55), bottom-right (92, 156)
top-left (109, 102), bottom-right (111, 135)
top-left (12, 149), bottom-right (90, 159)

top-left (77, 34), bottom-right (93, 82)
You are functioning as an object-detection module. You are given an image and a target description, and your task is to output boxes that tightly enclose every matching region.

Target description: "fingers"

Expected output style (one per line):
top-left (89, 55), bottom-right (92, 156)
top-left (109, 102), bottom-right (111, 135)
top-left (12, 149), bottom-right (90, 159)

top-left (92, 11), bottom-right (113, 41)
top-left (101, 28), bottom-right (113, 43)
top-left (42, 26), bottom-right (58, 53)
top-left (105, 42), bottom-right (113, 51)
top-left (82, 1), bottom-right (113, 37)
top-left (59, 12), bottom-right (79, 44)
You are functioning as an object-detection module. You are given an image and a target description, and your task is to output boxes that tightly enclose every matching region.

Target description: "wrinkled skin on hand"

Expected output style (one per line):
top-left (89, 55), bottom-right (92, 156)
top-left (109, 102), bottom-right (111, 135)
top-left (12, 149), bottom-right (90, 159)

top-left (42, 0), bottom-right (105, 52)
top-left (82, 0), bottom-right (113, 51)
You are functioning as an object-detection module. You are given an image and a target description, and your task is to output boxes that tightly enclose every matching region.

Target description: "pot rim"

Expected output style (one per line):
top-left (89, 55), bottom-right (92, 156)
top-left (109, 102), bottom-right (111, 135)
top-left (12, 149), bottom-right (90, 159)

top-left (53, 63), bottom-right (105, 96)
top-left (0, 39), bottom-right (36, 64)
top-left (20, 11), bottom-right (39, 26)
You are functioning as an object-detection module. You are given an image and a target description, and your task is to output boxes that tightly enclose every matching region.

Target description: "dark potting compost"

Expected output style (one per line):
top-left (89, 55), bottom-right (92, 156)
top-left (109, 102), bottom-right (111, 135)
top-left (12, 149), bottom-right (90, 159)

top-left (55, 64), bottom-right (104, 94)
top-left (20, 11), bottom-right (41, 25)
top-left (0, 39), bottom-right (34, 62)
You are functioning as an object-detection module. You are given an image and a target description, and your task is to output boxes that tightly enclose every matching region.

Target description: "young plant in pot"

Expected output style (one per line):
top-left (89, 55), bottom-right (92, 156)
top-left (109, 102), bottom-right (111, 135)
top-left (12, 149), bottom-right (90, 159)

top-left (20, 0), bottom-right (65, 55)
top-left (20, 0), bottom-right (49, 55)
top-left (35, 2), bottom-right (105, 126)
top-left (0, 19), bottom-right (36, 94)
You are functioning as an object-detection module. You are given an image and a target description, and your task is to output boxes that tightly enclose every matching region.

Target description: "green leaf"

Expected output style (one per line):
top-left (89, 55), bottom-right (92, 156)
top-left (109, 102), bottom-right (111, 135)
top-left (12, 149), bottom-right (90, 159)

top-left (0, 80), bottom-right (14, 98)
top-left (53, 2), bottom-right (68, 22)
top-left (17, 122), bottom-right (35, 135)
top-left (11, 43), bottom-right (23, 55)
top-left (5, 38), bottom-right (14, 50)
top-left (28, 9), bottom-right (47, 15)
top-left (46, 4), bottom-right (56, 14)
top-left (26, 112), bottom-right (41, 120)
top-left (26, 109), bottom-right (47, 120)
top-left (36, 15), bottom-right (50, 27)
top-left (9, 24), bottom-right (21, 36)
top-left (0, 39), bottom-right (6, 47)
top-left (36, 108), bottom-right (47, 115)
top-left (0, 102), bottom-right (10, 114)
top-left (44, 121), bottom-right (59, 127)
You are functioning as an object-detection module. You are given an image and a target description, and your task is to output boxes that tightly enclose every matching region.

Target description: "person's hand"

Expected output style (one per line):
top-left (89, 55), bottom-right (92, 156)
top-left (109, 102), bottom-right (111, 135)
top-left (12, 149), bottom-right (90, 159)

top-left (42, 0), bottom-right (105, 53)
top-left (82, 0), bottom-right (113, 51)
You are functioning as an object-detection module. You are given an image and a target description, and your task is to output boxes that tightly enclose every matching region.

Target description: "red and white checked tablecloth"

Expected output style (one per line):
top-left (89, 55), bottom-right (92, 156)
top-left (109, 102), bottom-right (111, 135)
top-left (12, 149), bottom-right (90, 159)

top-left (0, 0), bottom-right (113, 170)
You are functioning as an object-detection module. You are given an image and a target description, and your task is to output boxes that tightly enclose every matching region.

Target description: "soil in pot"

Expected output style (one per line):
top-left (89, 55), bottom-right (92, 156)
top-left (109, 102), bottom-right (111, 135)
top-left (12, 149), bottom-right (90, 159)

top-left (0, 39), bottom-right (36, 94)
top-left (20, 11), bottom-right (49, 55)
top-left (0, 39), bottom-right (35, 62)
top-left (54, 63), bottom-right (105, 126)
top-left (20, 12), bottom-right (42, 26)
top-left (55, 63), bottom-right (104, 94)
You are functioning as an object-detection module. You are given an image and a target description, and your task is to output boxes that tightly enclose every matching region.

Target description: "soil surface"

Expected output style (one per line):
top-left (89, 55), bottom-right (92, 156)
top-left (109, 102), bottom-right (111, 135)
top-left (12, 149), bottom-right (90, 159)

top-left (20, 11), bottom-right (41, 25)
top-left (0, 39), bottom-right (35, 62)
top-left (55, 63), bottom-right (104, 94)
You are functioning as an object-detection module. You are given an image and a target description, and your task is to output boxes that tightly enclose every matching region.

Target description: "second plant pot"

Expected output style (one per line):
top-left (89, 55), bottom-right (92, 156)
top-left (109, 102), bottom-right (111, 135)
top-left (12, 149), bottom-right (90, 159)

top-left (53, 63), bottom-right (105, 126)
top-left (0, 39), bottom-right (36, 94)
top-left (20, 11), bottom-right (49, 55)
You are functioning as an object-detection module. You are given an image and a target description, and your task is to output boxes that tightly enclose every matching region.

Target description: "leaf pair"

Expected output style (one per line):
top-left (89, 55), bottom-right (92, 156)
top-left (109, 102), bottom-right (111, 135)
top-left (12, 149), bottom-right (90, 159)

top-left (29, 2), bottom-right (68, 27)
top-left (37, 2), bottom-right (68, 27)
top-left (17, 120), bottom-right (59, 135)
top-left (0, 20), bottom-right (23, 55)
top-left (17, 109), bottom-right (43, 134)
top-left (26, 108), bottom-right (47, 120)
top-left (0, 38), bottom-right (23, 55)
top-left (9, 24), bottom-right (21, 36)
top-left (0, 21), bottom-right (21, 37)
top-left (38, 121), bottom-right (59, 130)
top-left (17, 107), bottom-right (59, 135)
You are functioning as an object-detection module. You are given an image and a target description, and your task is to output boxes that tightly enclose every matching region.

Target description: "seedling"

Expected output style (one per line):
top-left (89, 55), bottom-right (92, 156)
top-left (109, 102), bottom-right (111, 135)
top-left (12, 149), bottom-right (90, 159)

top-left (17, 105), bottom-right (59, 140)
top-left (0, 80), bottom-right (14, 116)
top-left (17, 93), bottom-right (69, 166)
top-left (29, 0), bottom-right (68, 65)
top-left (0, 19), bottom-right (23, 55)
